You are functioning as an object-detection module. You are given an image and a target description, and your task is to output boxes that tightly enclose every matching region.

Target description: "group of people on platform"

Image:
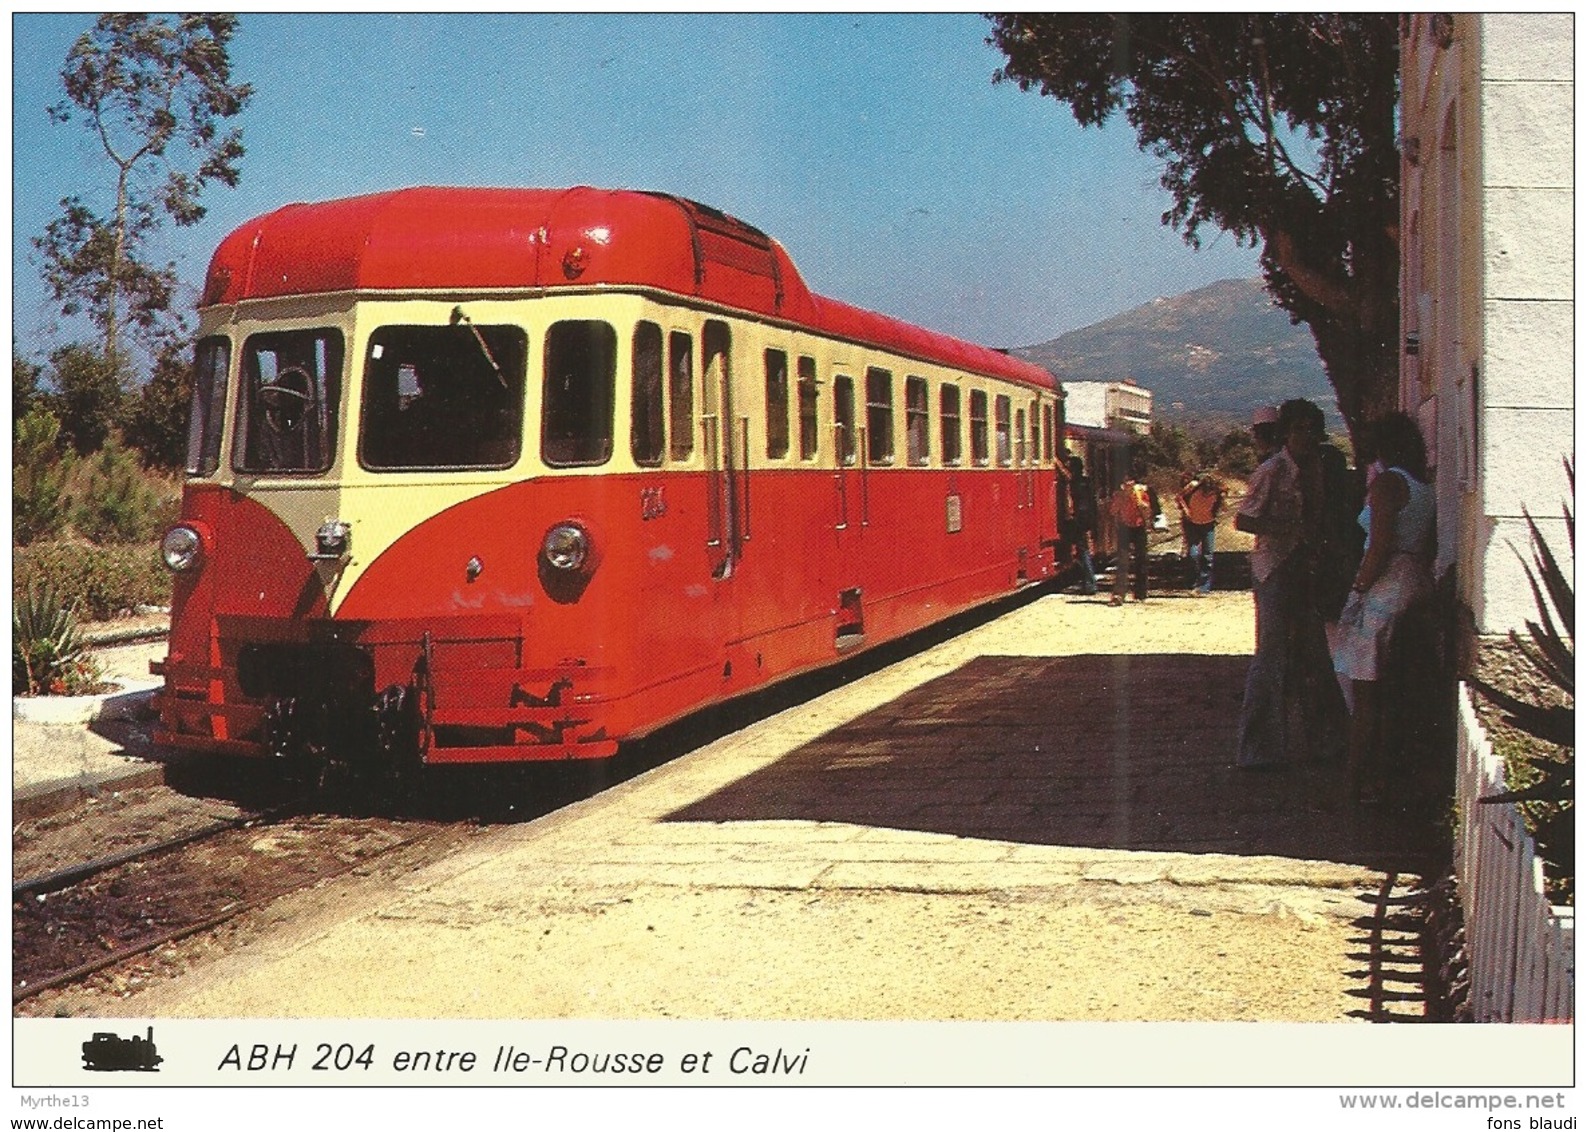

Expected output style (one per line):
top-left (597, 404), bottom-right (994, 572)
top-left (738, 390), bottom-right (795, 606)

top-left (1058, 400), bottom-right (1436, 805)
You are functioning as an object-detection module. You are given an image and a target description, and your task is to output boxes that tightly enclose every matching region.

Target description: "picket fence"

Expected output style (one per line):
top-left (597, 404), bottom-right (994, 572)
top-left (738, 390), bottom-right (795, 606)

top-left (1454, 683), bottom-right (1574, 1022)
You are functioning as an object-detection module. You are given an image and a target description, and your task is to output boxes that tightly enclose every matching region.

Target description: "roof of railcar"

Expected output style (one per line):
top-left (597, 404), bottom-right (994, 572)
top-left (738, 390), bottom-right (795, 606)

top-left (201, 186), bottom-right (1057, 393)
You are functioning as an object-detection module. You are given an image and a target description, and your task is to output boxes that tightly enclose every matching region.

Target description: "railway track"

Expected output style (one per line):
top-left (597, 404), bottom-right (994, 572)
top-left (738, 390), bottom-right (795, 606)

top-left (13, 805), bottom-right (464, 1006)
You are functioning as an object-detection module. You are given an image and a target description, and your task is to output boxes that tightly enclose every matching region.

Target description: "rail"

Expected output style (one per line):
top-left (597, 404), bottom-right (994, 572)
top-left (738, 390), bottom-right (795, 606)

top-left (1454, 682), bottom-right (1574, 1022)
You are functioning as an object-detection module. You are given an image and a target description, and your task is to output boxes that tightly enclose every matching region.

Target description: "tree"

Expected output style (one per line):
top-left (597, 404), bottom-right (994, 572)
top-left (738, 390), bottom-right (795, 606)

top-left (13, 351), bottom-right (44, 431)
top-left (1215, 428), bottom-right (1260, 478)
top-left (123, 342), bottom-right (194, 469)
top-left (34, 14), bottom-right (252, 371)
top-left (13, 407), bottom-right (72, 545)
top-left (45, 343), bottom-right (124, 456)
top-left (986, 15), bottom-right (1400, 444)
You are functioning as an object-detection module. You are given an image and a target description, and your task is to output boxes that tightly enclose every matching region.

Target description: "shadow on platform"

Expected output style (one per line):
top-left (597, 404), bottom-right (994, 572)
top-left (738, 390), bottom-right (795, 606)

top-left (666, 653), bottom-right (1444, 874)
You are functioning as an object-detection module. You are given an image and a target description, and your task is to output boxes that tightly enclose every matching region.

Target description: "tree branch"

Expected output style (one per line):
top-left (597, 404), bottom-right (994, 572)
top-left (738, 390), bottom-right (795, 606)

top-left (1267, 228), bottom-right (1354, 315)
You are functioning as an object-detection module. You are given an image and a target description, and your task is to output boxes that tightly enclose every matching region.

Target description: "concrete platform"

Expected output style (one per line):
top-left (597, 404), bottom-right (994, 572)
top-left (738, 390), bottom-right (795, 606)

top-left (37, 589), bottom-right (1445, 1024)
top-left (12, 638), bottom-right (173, 819)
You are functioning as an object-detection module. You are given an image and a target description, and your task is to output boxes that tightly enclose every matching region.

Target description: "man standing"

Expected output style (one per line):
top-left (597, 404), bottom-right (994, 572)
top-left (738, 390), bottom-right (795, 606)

top-left (1234, 399), bottom-right (1348, 767)
top-left (1109, 460), bottom-right (1154, 606)
top-left (1063, 455), bottom-right (1099, 595)
top-left (1177, 471), bottom-right (1224, 596)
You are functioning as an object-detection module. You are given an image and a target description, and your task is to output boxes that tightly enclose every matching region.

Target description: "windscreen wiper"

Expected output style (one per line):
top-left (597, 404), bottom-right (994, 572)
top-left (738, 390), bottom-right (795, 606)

top-left (450, 305), bottom-right (509, 390)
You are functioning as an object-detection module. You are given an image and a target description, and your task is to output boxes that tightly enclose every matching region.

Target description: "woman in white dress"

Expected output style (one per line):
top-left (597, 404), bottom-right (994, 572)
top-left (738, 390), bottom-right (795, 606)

top-left (1331, 413), bottom-right (1435, 803)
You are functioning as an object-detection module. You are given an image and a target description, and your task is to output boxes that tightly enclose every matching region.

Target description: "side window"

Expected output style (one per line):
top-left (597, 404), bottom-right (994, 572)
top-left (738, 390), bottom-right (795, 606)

top-left (1015, 408), bottom-right (1027, 467)
top-left (186, 336), bottom-right (230, 477)
top-left (940, 384), bottom-right (962, 466)
top-left (1043, 404), bottom-right (1055, 462)
top-left (360, 323), bottom-right (527, 470)
top-left (765, 348), bottom-right (790, 460)
top-left (797, 355), bottom-right (818, 460)
top-left (834, 375), bottom-right (856, 467)
top-left (542, 320), bottom-right (617, 467)
top-left (905, 376), bottom-right (930, 467)
top-left (865, 366), bottom-right (893, 466)
top-left (995, 395), bottom-right (1013, 467)
top-left (969, 389), bottom-right (989, 466)
top-left (631, 322), bottom-right (665, 467)
top-left (234, 328), bottom-right (343, 474)
top-left (1031, 401), bottom-right (1042, 465)
top-left (668, 331), bottom-right (694, 461)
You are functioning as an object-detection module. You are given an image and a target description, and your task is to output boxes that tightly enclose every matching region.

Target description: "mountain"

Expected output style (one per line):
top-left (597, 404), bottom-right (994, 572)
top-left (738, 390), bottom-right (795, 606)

top-left (1011, 278), bottom-right (1337, 428)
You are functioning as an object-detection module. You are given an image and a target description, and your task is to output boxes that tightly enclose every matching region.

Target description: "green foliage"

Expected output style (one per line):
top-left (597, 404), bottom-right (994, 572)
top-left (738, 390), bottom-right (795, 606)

top-left (986, 14), bottom-right (1401, 442)
top-left (1136, 420), bottom-right (1220, 480)
top-left (44, 342), bottom-right (125, 456)
top-left (122, 342), bottom-right (194, 470)
top-left (13, 584), bottom-right (101, 696)
top-left (13, 541), bottom-right (169, 623)
top-left (37, 14), bottom-right (252, 366)
top-left (14, 351), bottom-right (44, 427)
top-left (13, 407), bottom-right (73, 545)
top-left (1215, 428), bottom-right (1259, 478)
top-left (71, 440), bottom-right (176, 543)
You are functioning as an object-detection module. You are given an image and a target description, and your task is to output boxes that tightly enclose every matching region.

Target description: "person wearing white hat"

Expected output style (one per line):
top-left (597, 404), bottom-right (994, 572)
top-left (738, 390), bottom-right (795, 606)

top-left (1251, 404), bottom-right (1282, 464)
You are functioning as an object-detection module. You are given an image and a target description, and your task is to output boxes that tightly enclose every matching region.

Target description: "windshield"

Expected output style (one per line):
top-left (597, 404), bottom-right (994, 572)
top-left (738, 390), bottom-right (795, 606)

top-left (359, 324), bottom-right (527, 470)
top-left (233, 329), bottom-right (343, 474)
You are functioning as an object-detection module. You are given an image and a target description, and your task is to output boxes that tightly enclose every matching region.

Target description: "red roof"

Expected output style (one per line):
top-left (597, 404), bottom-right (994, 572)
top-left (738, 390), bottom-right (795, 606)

top-left (202, 186), bottom-right (1054, 392)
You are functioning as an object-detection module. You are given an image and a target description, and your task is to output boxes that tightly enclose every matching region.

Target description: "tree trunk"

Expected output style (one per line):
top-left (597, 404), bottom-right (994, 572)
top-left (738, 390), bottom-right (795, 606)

top-left (106, 164), bottom-right (129, 371)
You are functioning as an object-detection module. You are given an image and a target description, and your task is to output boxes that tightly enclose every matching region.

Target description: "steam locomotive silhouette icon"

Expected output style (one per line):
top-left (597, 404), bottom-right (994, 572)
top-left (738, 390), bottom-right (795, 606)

top-left (82, 1027), bottom-right (162, 1072)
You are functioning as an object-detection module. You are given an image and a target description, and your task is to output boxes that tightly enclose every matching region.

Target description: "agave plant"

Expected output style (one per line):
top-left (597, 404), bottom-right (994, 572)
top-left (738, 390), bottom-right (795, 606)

top-left (1471, 459), bottom-right (1573, 899)
top-left (12, 585), bottom-right (98, 696)
top-left (1474, 459), bottom-right (1575, 747)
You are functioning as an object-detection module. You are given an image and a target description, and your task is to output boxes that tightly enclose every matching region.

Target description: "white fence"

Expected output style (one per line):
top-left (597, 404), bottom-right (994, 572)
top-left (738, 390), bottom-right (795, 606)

top-left (1454, 682), bottom-right (1575, 1022)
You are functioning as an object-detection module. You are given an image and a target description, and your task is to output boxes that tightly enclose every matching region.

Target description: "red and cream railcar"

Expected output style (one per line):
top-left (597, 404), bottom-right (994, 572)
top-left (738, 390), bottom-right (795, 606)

top-left (153, 186), bottom-right (1062, 775)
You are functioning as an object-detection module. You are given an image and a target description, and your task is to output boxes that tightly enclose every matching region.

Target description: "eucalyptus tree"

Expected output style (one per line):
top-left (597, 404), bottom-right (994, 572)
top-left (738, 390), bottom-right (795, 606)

top-left (34, 14), bottom-right (252, 372)
top-left (986, 14), bottom-right (1400, 441)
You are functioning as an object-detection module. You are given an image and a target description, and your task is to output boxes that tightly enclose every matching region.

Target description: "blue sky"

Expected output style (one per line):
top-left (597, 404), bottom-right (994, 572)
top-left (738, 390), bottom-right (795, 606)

top-left (12, 12), bottom-right (1261, 369)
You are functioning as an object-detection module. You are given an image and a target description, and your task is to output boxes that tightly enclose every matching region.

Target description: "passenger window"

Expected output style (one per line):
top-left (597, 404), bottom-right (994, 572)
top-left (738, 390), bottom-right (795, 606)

top-left (631, 322), bottom-right (665, 467)
top-left (969, 389), bottom-right (989, 466)
top-left (905, 376), bottom-right (930, 466)
top-left (668, 331), bottom-right (694, 461)
top-left (835, 375), bottom-right (856, 467)
top-left (1031, 402), bottom-right (1041, 465)
top-left (940, 385), bottom-right (962, 466)
top-left (865, 367), bottom-right (893, 465)
top-left (765, 348), bottom-right (790, 460)
top-left (1015, 408), bottom-right (1027, 466)
top-left (360, 323), bottom-right (526, 470)
top-left (186, 336), bottom-right (230, 477)
top-left (1043, 404), bottom-right (1055, 462)
top-left (235, 328), bottom-right (343, 474)
top-left (995, 395), bottom-right (1012, 467)
top-left (542, 320), bottom-right (617, 467)
top-left (797, 356), bottom-right (818, 460)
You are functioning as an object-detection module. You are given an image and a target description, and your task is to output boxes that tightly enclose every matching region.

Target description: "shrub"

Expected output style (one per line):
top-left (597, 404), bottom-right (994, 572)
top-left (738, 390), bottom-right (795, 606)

top-left (13, 407), bottom-right (73, 545)
top-left (13, 584), bottom-right (101, 696)
top-left (70, 439), bottom-right (175, 543)
top-left (13, 540), bottom-right (169, 622)
top-left (46, 342), bottom-right (126, 456)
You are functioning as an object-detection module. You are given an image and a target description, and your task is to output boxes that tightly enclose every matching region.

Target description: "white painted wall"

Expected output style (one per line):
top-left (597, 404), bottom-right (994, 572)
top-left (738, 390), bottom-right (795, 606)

top-left (1402, 14), bottom-right (1574, 635)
